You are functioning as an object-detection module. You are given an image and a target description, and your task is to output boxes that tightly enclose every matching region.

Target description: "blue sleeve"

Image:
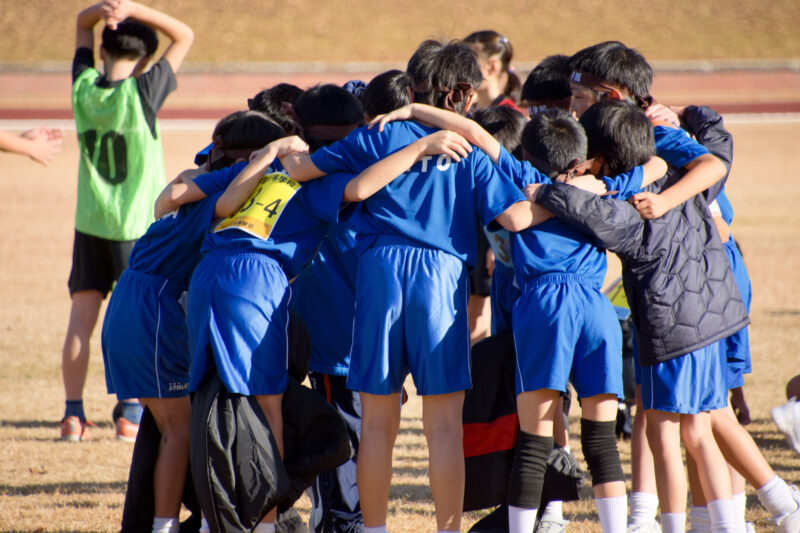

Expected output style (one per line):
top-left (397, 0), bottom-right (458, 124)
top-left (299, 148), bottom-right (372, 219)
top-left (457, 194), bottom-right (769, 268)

top-left (601, 166), bottom-right (645, 200)
top-left (654, 124), bottom-right (709, 169)
top-left (310, 127), bottom-right (375, 176)
top-left (496, 146), bottom-right (550, 188)
top-left (192, 160), bottom-right (249, 196)
top-left (194, 142), bottom-right (212, 166)
top-left (716, 190), bottom-right (734, 225)
top-left (473, 149), bottom-right (527, 226)
top-left (303, 173), bottom-right (352, 224)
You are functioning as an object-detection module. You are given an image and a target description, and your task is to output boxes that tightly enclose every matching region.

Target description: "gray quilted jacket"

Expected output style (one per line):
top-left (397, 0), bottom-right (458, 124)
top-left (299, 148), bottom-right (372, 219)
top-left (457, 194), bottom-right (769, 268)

top-left (535, 106), bottom-right (749, 365)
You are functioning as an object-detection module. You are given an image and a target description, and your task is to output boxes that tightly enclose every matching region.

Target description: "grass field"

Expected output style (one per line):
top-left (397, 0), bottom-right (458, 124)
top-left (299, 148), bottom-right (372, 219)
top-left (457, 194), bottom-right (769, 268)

top-left (0, 116), bottom-right (799, 532)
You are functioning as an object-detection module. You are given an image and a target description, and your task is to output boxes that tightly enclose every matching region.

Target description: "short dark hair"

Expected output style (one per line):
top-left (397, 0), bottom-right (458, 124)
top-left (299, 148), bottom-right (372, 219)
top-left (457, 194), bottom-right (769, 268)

top-left (579, 99), bottom-right (655, 177)
top-left (407, 40), bottom-right (444, 105)
top-left (463, 30), bottom-right (521, 102)
top-left (430, 41), bottom-right (483, 115)
top-left (248, 83), bottom-right (304, 135)
top-left (208, 110), bottom-right (285, 170)
top-left (569, 41), bottom-right (653, 108)
top-left (101, 19), bottom-right (158, 61)
top-left (293, 84), bottom-right (366, 152)
top-left (521, 54), bottom-right (572, 106)
top-left (471, 106), bottom-right (526, 159)
top-left (362, 70), bottom-right (412, 119)
top-left (521, 108), bottom-right (587, 179)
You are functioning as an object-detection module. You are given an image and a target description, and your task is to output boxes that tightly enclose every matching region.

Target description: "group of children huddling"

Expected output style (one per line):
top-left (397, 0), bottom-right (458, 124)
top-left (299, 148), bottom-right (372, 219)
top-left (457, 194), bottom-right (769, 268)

top-left (72, 2), bottom-right (800, 533)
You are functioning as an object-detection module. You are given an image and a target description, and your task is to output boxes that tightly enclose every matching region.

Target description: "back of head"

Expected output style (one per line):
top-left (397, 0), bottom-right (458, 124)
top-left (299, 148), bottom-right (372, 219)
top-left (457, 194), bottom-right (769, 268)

top-left (521, 108), bottom-right (587, 179)
top-left (101, 19), bottom-right (158, 61)
top-left (430, 41), bottom-right (483, 115)
top-left (463, 30), bottom-right (521, 101)
top-left (579, 99), bottom-right (655, 176)
top-left (521, 54), bottom-right (572, 112)
top-left (569, 41), bottom-right (653, 108)
top-left (407, 40), bottom-right (445, 105)
top-left (248, 83), bottom-right (304, 135)
top-left (209, 110), bottom-right (285, 170)
top-left (293, 84), bottom-right (366, 152)
top-left (471, 106), bottom-right (526, 159)
top-left (362, 70), bottom-right (412, 119)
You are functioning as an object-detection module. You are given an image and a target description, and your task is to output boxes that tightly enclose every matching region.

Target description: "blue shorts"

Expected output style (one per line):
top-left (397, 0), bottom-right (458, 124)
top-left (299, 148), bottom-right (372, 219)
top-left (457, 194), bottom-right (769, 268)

top-left (721, 237), bottom-right (752, 388)
top-left (639, 342), bottom-right (727, 414)
top-left (512, 273), bottom-right (623, 399)
top-left (347, 241), bottom-right (471, 396)
top-left (187, 250), bottom-right (290, 396)
top-left (490, 264), bottom-right (519, 335)
top-left (101, 269), bottom-right (190, 400)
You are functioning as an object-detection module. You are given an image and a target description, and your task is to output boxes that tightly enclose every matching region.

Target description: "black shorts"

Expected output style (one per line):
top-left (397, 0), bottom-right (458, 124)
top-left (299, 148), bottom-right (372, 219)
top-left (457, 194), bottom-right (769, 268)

top-left (68, 230), bottom-right (136, 296)
top-left (469, 225), bottom-right (492, 296)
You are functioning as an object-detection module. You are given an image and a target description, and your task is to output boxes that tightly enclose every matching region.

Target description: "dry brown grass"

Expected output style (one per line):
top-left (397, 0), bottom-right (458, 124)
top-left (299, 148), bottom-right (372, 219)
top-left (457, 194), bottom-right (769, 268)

top-left (1, 119), bottom-right (799, 532)
top-left (2, 1), bottom-right (800, 67)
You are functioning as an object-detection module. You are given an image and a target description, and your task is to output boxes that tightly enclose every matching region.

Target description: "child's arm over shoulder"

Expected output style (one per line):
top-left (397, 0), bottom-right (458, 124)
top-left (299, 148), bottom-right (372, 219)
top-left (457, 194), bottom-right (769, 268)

top-left (369, 104), bottom-right (502, 162)
top-left (153, 166), bottom-right (208, 218)
top-left (215, 136), bottom-right (309, 218)
top-left (343, 130), bottom-right (472, 202)
top-left (106, 0), bottom-right (194, 73)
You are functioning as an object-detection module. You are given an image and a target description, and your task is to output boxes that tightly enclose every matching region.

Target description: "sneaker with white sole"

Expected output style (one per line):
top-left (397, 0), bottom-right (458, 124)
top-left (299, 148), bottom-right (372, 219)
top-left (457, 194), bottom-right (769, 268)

top-left (745, 522), bottom-right (755, 533)
top-left (627, 520), bottom-right (662, 533)
top-left (115, 417), bottom-right (139, 443)
top-left (775, 486), bottom-right (800, 533)
top-left (772, 399), bottom-right (800, 456)
top-left (60, 416), bottom-right (93, 442)
top-left (535, 518), bottom-right (569, 533)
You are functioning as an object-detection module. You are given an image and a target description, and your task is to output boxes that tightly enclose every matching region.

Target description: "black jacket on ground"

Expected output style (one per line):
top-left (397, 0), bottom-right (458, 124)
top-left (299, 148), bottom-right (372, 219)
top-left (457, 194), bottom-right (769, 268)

top-left (534, 106), bottom-right (748, 365)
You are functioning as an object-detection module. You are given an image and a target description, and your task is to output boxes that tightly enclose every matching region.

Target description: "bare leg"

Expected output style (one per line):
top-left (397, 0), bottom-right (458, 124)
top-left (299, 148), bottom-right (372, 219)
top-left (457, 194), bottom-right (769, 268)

top-left (256, 393), bottom-right (285, 525)
top-left (711, 405), bottom-right (774, 489)
top-left (517, 389), bottom-right (559, 436)
top-left (631, 385), bottom-right (658, 495)
top-left (467, 294), bottom-right (491, 346)
top-left (423, 391), bottom-right (466, 531)
top-left (645, 409), bottom-right (686, 513)
top-left (62, 290), bottom-right (103, 402)
top-left (680, 412), bottom-right (731, 503)
top-left (357, 392), bottom-right (401, 528)
top-left (142, 397), bottom-right (191, 518)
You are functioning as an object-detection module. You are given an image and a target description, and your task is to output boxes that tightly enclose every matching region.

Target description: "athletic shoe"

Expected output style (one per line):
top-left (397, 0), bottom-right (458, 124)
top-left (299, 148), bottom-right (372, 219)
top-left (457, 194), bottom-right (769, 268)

top-left (775, 486), bottom-right (800, 533)
top-left (535, 517), bottom-right (569, 533)
top-left (60, 416), bottom-right (92, 442)
top-left (627, 520), bottom-right (662, 533)
top-left (115, 417), bottom-right (139, 443)
top-left (771, 399), bottom-right (800, 456)
top-left (745, 522), bottom-right (756, 533)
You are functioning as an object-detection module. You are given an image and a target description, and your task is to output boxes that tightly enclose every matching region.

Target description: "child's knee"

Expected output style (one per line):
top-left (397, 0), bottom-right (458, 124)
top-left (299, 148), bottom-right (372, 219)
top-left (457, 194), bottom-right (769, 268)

top-left (580, 418), bottom-right (624, 485)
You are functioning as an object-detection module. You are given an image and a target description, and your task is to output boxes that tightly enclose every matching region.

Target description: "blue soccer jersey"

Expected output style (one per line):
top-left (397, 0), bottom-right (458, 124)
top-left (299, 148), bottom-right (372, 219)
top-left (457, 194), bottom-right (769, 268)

top-left (310, 121), bottom-right (525, 268)
top-left (194, 167), bottom-right (354, 279)
top-left (127, 161), bottom-right (247, 288)
top-left (654, 123), bottom-right (710, 169)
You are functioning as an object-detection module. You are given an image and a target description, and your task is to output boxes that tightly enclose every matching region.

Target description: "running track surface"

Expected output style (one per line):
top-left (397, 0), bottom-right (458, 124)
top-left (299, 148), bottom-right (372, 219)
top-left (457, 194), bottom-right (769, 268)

top-left (1, 69), bottom-right (799, 119)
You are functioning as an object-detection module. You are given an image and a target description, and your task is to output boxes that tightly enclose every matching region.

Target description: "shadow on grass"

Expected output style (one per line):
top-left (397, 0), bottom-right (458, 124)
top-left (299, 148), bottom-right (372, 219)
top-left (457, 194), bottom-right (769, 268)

top-left (0, 480), bottom-right (126, 496)
top-left (0, 419), bottom-right (114, 429)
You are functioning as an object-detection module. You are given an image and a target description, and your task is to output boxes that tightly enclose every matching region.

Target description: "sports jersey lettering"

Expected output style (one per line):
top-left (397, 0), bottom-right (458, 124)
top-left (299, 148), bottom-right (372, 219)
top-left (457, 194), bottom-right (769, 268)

top-left (79, 129), bottom-right (129, 184)
top-left (214, 171), bottom-right (301, 240)
top-left (418, 154), bottom-right (452, 173)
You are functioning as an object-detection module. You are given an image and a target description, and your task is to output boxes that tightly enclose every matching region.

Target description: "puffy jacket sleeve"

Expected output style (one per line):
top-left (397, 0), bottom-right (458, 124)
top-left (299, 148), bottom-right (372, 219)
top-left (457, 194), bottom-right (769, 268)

top-left (682, 105), bottom-right (733, 202)
top-left (535, 182), bottom-right (644, 257)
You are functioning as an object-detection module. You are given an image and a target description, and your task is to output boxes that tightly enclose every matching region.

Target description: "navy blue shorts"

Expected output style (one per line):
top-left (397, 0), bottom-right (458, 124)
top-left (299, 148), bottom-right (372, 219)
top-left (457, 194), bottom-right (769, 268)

top-left (101, 269), bottom-right (189, 399)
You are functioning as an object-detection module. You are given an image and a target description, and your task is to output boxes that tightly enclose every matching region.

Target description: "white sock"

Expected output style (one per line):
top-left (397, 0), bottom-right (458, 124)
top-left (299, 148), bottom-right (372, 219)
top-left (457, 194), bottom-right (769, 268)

top-left (629, 491), bottom-right (660, 526)
top-left (253, 523), bottom-right (275, 533)
top-left (363, 527), bottom-right (388, 533)
top-left (732, 492), bottom-right (747, 531)
top-left (756, 475), bottom-right (799, 519)
top-left (707, 499), bottom-right (737, 533)
top-left (540, 500), bottom-right (564, 522)
top-left (151, 517), bottom-right (179, 533)
top-left (199, 517), bottom-right (210, 533)
top-left (689, 506), bottom-right (712, 533)
top-left (596, 495), bottom-right (627, 533)
top-left (661, 512), bottom-right (686, 533)
top-left (508, 504), bottom-right (538, 533)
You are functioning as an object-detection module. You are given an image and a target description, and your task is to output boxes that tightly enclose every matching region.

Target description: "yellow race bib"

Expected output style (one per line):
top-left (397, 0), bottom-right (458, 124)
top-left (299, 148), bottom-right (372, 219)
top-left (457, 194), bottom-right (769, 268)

top-left (214, 171), bottom-right (301, 240)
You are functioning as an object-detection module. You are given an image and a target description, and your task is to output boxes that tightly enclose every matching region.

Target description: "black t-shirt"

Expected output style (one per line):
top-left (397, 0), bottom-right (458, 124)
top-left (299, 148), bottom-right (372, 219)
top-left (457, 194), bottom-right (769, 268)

top-left (72, 47), bottom-right (177, 135)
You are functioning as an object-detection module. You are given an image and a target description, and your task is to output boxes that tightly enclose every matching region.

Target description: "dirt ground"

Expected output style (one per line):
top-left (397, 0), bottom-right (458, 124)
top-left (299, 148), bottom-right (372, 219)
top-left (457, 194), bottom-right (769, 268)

top-left (0, 115), bottom-right (799, 531)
